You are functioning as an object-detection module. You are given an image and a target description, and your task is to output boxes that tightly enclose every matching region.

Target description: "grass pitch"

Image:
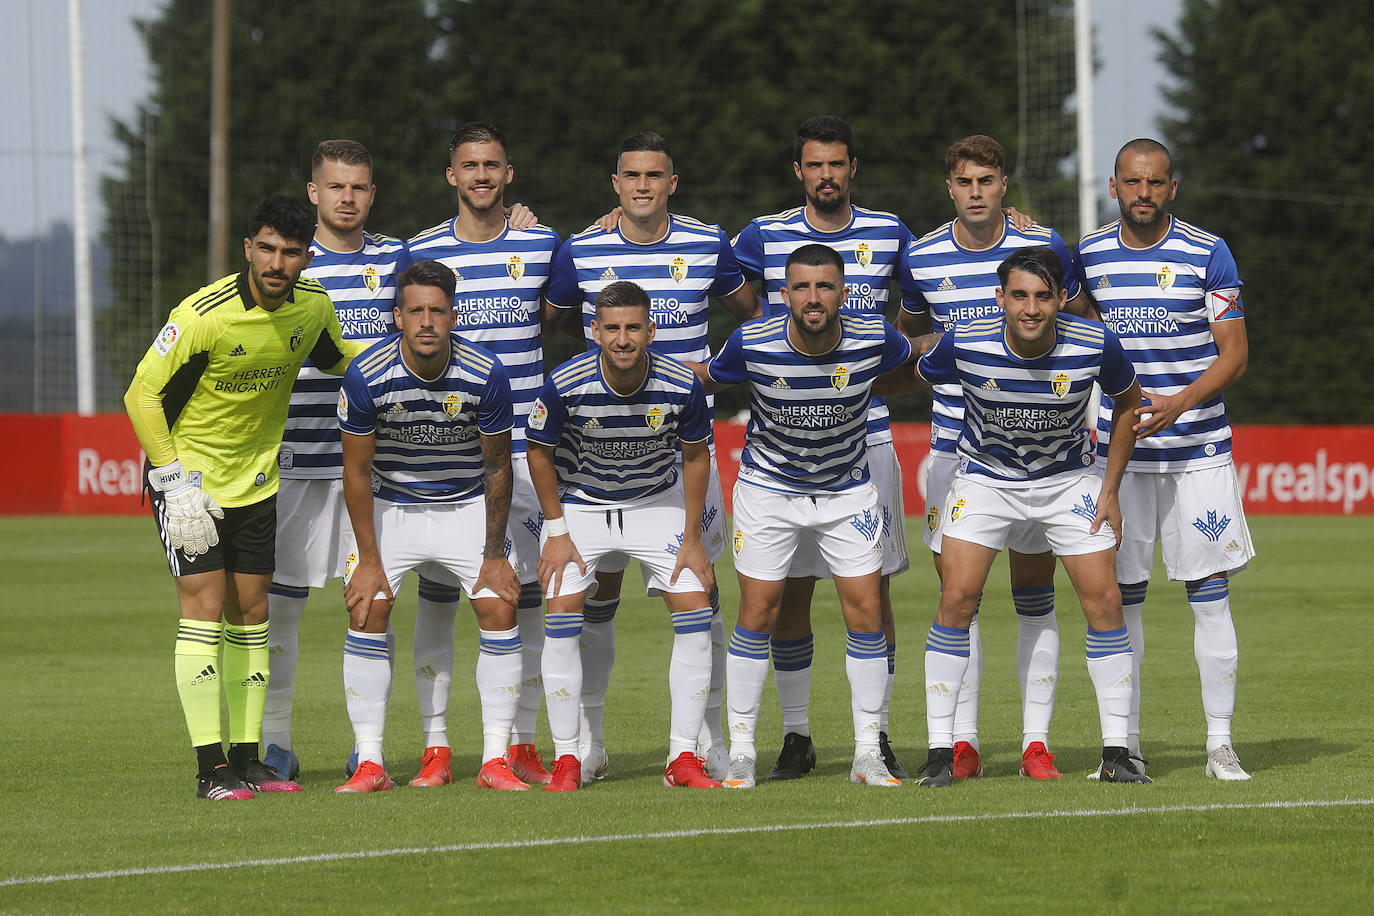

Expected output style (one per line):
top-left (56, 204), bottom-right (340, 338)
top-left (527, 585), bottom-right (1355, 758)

top-left (1, 515), bottom-right (1370, 913)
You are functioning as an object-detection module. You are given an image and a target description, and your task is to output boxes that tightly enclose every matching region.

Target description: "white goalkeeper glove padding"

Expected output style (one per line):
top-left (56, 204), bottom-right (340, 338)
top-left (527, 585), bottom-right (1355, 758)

top-left (148, 460), bottom-right (224, 557)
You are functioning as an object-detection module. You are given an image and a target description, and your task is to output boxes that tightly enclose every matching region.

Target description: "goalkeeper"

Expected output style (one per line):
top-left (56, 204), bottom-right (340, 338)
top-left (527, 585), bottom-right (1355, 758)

top-left (124, 195), bottom-right (358, 800)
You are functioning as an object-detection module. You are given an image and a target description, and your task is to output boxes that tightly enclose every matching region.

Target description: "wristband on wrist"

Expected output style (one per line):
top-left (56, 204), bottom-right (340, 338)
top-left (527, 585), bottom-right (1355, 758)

top-left (544, 516), bottom-right (569, 537)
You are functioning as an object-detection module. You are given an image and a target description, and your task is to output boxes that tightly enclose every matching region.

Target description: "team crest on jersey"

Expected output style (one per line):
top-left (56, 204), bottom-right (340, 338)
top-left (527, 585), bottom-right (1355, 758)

top-left (1052, 372), bottom-right (1070, 398)
top-left (443, 393), bottom-right (463, 418)
top-left (507, 255), bottom-right (525, 282)
top-left (289, 325), bottom-right (305, 352)
top-left (1155, 265), bottom-right (1175, 291)
top-left (926, 504), bottom-right (940, 532)
top-left (670, 256), bottom-right (688, 283)
top-left (336, 390), bottom-right (349, 422)
top-left (733, 526), bottom-right (745, 556)
top-left (949, 498), bottom-right (967, 524)
top-left (830, 366), bottom-right (850, 392)
top-left (153, 321), bottom-right (180, 357)
top-left (344, 551), bottom-right (359, 579)
top-left (528, 398), bottom-right (548, 431)
top-left (646, 406), bottom-right (665, 431)
top-left (855, 242), bottom-right (872, 268)
top-left (278, 449), bottom-right (293, 470)
top-left (363, 265), bottom-right (379, 293)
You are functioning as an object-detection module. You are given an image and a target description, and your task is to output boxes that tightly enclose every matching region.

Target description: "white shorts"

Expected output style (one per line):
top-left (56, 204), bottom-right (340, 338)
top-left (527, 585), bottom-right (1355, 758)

top-left (506, 455), bottom-right (542, 584)
top-left (543, 487), bottom-right (707, 599)
top-left (273, 477), bottom-right (355, 588)
top-left (923, 451), bottom-right (1051, 555)
top-left (598, 449), bottom-right (727, 575)
top-left (932, 471), bottom-right (1117, 557)
top-left (787, 441), bottom-right (909, 578)
top-left (732, 481), bottom-right (884, 581)
top-left (345, 498), bottom-right (519, 601)
top-left (1113, 463), bottom-right (1255, 583)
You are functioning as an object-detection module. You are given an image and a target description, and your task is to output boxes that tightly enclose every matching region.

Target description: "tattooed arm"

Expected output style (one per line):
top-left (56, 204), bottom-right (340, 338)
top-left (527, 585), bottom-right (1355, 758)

top-left (476, 429), bottom-right (520, 604)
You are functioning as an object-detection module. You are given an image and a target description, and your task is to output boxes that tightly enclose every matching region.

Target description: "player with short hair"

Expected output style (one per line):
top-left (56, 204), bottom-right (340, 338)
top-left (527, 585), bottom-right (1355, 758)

top-left (334, 259), bottom-right (526, 793)
top-left (730, 115), bottom-right (917, 780)
top-left (698, 243), bottom-right (921, 789)
top-left (404, 121), bottom-right (560, 785)
top-left (548, 130), bottom-right (758, 782)
top-left (911, 245), bottom-right (1148, 786)
top-left (1071, 138), bottom-right (1255, 781)
top-left (125, 194), bottom-right (353, 799)
top-left (528, 280), bottom-right (721, 791)
top-left (898, 134), bottom-right (1087, 780)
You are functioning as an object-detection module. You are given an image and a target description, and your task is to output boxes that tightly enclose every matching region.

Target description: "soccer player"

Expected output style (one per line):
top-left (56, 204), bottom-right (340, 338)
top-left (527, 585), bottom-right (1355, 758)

top-left (899, 135), bottom-right (1087, 780)
top-left (405, 121), bottom-right (560, 785)
top-left (547, 130), bottom-right (758, 782)
top-left (528, 280), bottom-right (721, 791)
top-left (124, 194), bottom-right (352, 800)
top-left (698, 243), bottom-right (920, 789)
top-left (730, 115), bottom-right (917, 780)
top-left (911, 245), bottom-right (1148, 786)
top-left (334, 259), bottom-right (527, 793)
top-left (1071, 138), bottom-right (1255, 780)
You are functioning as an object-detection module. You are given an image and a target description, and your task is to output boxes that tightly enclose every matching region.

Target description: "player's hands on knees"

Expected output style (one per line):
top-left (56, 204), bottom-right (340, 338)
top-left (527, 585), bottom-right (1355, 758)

top-left (345, 558), bottom-right (393, 630)
top-left (149, 460), bottom-right (224, 556)
top-left (538, 534), bottom-right (586, 597)
top-left (596, 207), bottom-right (623, 233)
top-left (476, 556), bottom-right (521, 606)
top-left (1091, 490), bottom-right (1124, 550)
top-left (670, 537), bottom-right (715, 594)
top-left (1133, 389), bottom-right (1185, 439)
top-left (505, 203), bottom-right (538, 230)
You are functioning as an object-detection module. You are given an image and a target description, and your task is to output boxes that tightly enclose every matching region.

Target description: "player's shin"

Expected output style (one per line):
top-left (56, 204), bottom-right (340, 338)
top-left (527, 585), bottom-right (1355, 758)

top-left (542, 612), bottom-right (585, 758)
top-left (223, 622), bottom-right (270, 746)
top-left (1085, 627), bottom-right (1133, 747)
top-left (924, 623), bottom-right (971, 747)
top-left (1120, 581), bottom-right (1148, 756)
top-left (1015, 587), bottom-right (1059, 748)
top-left (578, 596), bottom-right (618, 748)
top-left (771, 634), bottom-right (814, 737)
top-left (512, 582), bottom-right (546, 744)
top-left (1187, 578), bottom-right (1238, 752)
top-left (476, 627), bottom-right (522, 762)
top-left (726, 625), bottom-right (771, 760)
top-left (414, 587), bottom-right (458, 749)
top-left (846, 630), bottom-right (888, 753)
top-left (668, 609), bottom-right (713, 759)
top-left (263, 585), bottom-right (307, 749)
top-left (696, 598), bottom-right (726, 751)
top-left (343, 630), bottom-right (392, 765)
top-left (951, 602), bottom-right (983, 749)
top-left (175, 619), bottom-right (225, 748)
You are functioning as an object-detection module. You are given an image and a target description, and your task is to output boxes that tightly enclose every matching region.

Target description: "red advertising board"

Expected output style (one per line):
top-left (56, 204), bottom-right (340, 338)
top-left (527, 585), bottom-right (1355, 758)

top-left (1, 415), bottom-right (1371, 516)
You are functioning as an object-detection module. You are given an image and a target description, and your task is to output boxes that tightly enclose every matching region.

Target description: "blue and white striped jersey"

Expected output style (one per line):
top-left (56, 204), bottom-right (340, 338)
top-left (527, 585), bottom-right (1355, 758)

top-left (732, 205), bottom-right (919, 445)
top-left (903, 216), bottom-right (1082, 456)
top-left (1075, 217), bottom-right (1244, 473)
top-left (545, 214), bottom-right (746, 366)
top-left (405, 219), bottom-right (560, 455)
top-left (526, 349), bottom-right (711, 507)
top-left (706, 313), bottom-right (912, 495)
top-left (916, 314), bottom-right (1136, 487)
top-left (279, 232), bottom-right (410, 479)
top-left (339, 333), bottom-right (514, 504)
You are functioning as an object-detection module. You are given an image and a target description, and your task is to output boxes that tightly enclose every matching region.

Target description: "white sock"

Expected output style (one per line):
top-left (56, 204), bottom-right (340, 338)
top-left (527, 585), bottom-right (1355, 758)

top-left (696, 604), bottom-right (726, 750)
top-left (343, 629), bottom-right (392, 765)
top-left (475, 626), bottom-right (521, 762)
top-left (1120, 581), bottom-right (1147, 756)
top-left (846, 630), bottom-right (887, 754)
top-left (512, 582), bottom-right (545, 745)
top-left (771, 634), bottom-right (813, 737)
top-left (263, 585), bottom-right (307, 749)
top-left (726, 625), bottom-right (771, 761)
top-left (541, 610), bottom-right (584, 758)
top-left (413, 587), bottom-right (457, 749)
top-left (1014, 586), bottom-right (1058, 749)
top-left (951, 603), bottom-right (982, 748)
top-left (924, 623), bottom-right (971, 748)
top-left (578, 596), bottom-right (618, 748)
top-left (669, 609), bottom-right (713, 759)
top-left (1086, 627), bottom-right (1133, 747)
top-left (1188, 578), bottom-right (1238, 753)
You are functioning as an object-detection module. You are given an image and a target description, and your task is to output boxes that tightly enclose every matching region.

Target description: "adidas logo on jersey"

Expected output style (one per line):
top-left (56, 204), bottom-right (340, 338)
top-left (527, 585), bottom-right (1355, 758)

top-left (937, 277), bottom-right (956, 292)
top-left (980, 379), bottom-right (1000, 390)
top-left (229, 344), bottom-right (246, 356)
top-left (770, 377), bottom-right (791, 389)
top-left (584, 417), bottom-right (602, 429)
top-left (600, 267), bottom-right (619, 282)
top-left (451, 268), bottom-right (465, 282)
top-left (1096, 275), bottom-right (1112, 290)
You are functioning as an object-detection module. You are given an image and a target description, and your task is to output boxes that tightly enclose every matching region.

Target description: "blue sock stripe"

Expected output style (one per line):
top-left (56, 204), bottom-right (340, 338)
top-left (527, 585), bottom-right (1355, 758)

top-left (224, 625), bottom-right (269, 648)
top-left (1185, 579), bottom-right (1229, 603)
top-left (1012, 586), bottom-right (1055, 617)
top-left (925, 623), bottom-right (971, 657)
top-left (584, 597), bottom-right (619, 624)
top-left (709, 585), bottom-right (721, 615)
top-left (518, 581), bottom-right (543, 611)
top-left (887, 641), bottom-right (897, 674)
top-left (176, 621), bottom-right (222, 646)
top-left (1119, 581), bottom-right (1148, 607)
top-left (479, 634), bottom-right (523, 656)
top-left (417, 577), bottom-right (462, 603)
top-left (671, 607), bottom-right (714, 635)
top-left (344, 632), bottom-right (390, 660)
top-left (268, 583), bottom-right (308, 599)
top-left (728, 625), bottom-right (771, 660)
top-left (770, 634), bottom-right (815, 671)
top-left (1085, 626), bottom-right (1132, 658)
top-left (845, 629), bottom-right (887, 660)
top-left (544, 612), bottom-right (584, 638)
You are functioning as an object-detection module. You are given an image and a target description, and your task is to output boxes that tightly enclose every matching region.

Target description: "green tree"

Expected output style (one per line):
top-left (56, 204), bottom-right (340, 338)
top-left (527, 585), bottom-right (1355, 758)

top-left (1158, 0), bottom-right (1374, 423)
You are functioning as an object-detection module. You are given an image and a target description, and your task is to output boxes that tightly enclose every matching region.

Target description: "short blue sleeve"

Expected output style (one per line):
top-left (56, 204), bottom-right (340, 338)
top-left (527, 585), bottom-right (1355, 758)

top-left (708, 228), bottom-right (748, 297)
top-left (524, 376), bottom-right (568, 448)
top-left (476, 355), bottom-right (515, 435)
top-left (677, 375), bottom-right (712, 443)
top-left (1098, 329), bottom-right (1137, 398)
top-left (878, 320), bottom-right (914, 373)
top-left (339, 362), bottom-right (377, 435)
top-left (916, 332), bottom-right (957, 387)
top-left (705, 328), bottom-right (748, 386)
top-left (731, 221), bottom-right (765, 282)
top-left (544, 239), bottom-right (582, 309)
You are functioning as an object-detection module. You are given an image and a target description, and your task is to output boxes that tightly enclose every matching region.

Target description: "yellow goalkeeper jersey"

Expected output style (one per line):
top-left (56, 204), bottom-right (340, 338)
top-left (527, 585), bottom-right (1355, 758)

top-left (127, 271), bottom-right (352, 507)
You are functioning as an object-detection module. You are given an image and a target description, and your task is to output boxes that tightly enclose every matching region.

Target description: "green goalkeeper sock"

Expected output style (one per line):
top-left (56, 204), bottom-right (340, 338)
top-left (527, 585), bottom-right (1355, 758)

top-left (223, 622), bottom-right (270, 745)
top-left (175, 619), bottom-right (224, 747)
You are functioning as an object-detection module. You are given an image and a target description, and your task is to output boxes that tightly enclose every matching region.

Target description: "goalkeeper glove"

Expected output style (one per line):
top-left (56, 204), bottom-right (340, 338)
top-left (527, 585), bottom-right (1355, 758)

top-left (148, 460), bottom-right (224, 557)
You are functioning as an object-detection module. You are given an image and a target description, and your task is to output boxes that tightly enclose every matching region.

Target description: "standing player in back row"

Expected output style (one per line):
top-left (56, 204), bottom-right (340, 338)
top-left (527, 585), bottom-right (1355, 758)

top-left (899, 135), bottom-right (1086, 781)
top-left (405, 122), bottom-right (561, 785)
top-left (1071, 138), bottom-right (1254, 780)
top-left (731, 115), bottom-right (918, 780)
top-left (548, 130), bottom-right (759, 782)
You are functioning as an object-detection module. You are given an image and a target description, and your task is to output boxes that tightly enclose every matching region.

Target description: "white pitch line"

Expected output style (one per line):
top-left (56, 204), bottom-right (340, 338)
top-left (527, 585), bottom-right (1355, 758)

top-left (3, 797), bottom-right (1370, 889)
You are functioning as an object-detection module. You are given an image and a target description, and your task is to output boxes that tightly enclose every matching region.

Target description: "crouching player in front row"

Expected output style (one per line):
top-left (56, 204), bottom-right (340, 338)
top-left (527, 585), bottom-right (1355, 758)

top-left (908, 246), bottom-right (1150, 786)
top-left (335, 259), bottom-right (527, 793)
top-left (527, 280), bottom-right (721, 792)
